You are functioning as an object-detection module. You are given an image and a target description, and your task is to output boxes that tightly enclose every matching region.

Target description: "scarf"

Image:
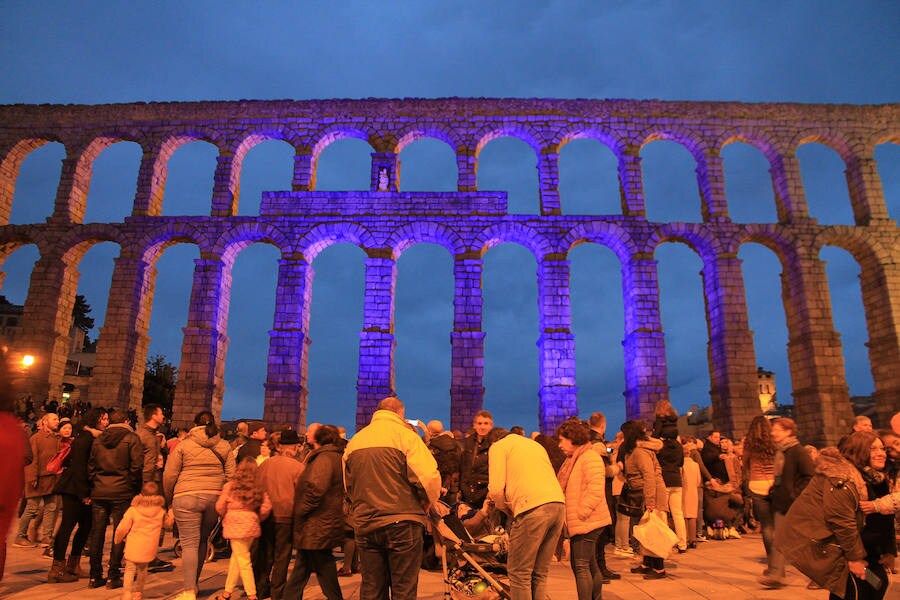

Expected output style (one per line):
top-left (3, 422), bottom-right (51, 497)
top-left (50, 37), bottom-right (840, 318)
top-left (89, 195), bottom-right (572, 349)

top-left (773, 436), bottom-right (800, 479)
top-left (557, 443), bottom-right (592, 491)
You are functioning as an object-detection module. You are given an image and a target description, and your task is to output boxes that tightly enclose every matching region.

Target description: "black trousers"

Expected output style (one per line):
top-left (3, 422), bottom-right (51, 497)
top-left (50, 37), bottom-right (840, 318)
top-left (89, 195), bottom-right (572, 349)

top-left (284, 548), bottom-right (343, 600)
top-left (88, 499), bottom-right (129, 579)
top-left (53, 493), bottom-right (92, 562)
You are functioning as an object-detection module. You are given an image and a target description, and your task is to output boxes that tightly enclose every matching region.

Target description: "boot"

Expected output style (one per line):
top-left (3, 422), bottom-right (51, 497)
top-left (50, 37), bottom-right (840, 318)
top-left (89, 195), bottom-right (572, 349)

top-left (65, 553), bottom-right (87, 579)
top-left (48, 559), bottom-right (78, 583)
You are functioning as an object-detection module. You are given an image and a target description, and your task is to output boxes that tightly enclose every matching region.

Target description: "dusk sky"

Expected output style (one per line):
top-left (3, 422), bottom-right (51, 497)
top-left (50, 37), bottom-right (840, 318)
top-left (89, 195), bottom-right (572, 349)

top-left (1, 2), bottom-right (897, 433)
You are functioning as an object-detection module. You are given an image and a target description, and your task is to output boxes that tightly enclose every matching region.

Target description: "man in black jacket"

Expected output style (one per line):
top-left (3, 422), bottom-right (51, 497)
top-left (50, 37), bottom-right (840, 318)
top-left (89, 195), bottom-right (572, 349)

top-left (87, 407), bottom-right (142, 589)
top-left (459, 410), bottom-right (494, 508)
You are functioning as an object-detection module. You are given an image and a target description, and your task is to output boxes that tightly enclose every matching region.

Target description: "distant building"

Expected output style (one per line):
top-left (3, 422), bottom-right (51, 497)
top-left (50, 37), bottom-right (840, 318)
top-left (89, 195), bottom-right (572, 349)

top-left (757, 366), bottom-right (776, 412)
top-left (0, 296), bottom-right (96, 405)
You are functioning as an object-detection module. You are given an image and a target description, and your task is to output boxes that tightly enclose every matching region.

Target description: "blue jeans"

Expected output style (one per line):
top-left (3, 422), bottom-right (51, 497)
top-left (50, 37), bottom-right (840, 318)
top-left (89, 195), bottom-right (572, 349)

top-left (570, 528), bottom-right (603, 600)
top-left (172, 493), bottom-right (218, 593)
top-left (507, 502), bottom-right (565, 600)
top-left (356, 520), bottom-right (423, 600)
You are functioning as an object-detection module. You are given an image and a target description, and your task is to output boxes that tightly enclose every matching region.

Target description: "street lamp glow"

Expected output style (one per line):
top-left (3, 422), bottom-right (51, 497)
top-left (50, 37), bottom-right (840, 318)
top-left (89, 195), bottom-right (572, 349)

top-left (22, 355), bottom-right (35, 367)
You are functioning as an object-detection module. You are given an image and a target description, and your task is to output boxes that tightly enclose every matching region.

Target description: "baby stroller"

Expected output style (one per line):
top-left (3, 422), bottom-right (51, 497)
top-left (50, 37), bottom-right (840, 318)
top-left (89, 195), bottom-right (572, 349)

top-left (172, 517), bottom-right (230, 562)
top-left (430, 502), bottom-right (511, 600)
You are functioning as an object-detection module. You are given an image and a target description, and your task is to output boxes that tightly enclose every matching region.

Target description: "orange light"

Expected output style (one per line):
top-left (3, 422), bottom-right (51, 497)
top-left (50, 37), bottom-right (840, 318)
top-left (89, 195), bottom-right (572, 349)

top-left (22, 355), bottom-right (35, 367)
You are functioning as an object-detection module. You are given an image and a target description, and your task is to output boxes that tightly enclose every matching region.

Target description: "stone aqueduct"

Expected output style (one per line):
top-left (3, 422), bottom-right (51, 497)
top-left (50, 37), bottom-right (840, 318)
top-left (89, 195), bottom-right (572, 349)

top-left (0, 98), bottom-right (897, 445)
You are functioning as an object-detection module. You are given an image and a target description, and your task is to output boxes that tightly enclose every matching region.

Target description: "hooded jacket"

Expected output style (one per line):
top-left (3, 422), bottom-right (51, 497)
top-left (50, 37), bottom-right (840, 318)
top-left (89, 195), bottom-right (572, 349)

top-left (344, 410), bottom-right (441, 536)
top-left (624, 438), bottom-right (667, 511)
top-left (293, 444), bottom-right (345, 549)
top-left (775, 448), bottom-right (866, 599)
top-left (560, 446), bottom-right (612, 536)
top-left (88, 423), bottom-right (143, 501)
top-left (54, 427), bottom-right (98, 499)
top-left (114, 493), bottom-right (174, 563)
top-left (163, 425), bottom-right (235, 503)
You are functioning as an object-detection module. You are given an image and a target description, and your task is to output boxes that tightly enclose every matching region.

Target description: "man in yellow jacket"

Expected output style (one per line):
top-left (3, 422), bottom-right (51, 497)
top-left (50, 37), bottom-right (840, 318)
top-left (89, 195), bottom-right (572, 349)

top-left (343, 397), bottom-right (440, 600)
top-left (487, 427), bottom-right (565, 600)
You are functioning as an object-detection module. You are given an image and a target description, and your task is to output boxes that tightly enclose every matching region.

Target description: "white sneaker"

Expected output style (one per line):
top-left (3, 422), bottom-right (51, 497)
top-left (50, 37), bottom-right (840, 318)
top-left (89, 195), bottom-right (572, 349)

top-left (613, 547), bottom-right (635, 557)
top-left (174, 592), bottom-right (197, 600)
top-left (727, 527), bottom-right (742, 539)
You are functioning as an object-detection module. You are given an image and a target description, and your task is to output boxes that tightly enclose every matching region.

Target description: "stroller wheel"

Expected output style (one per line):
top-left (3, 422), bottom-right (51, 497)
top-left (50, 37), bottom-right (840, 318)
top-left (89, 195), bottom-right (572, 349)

top-left (207, 542), bottom-right (216, 562)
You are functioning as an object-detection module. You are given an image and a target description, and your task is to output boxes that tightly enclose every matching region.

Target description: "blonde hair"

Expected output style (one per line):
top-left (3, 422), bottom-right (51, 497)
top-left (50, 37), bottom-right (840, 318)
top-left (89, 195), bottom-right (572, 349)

top-left (654, 400), bottom-right (677, 419)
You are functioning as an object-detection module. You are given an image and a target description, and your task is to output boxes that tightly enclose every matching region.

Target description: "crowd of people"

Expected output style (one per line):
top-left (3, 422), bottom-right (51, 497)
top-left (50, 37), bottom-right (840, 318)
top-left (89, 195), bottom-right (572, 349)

top-left (0, 389), bottom-right (898, 600)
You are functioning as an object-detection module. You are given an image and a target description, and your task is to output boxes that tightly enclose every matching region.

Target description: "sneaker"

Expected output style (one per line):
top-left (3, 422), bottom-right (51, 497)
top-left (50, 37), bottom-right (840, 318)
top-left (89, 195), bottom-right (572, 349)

top-left (696, 534), bottom-right (708, 542)
top-left (613, 547), bottom-right (635, 557)
top-left (630, 565), bottom-right (650, 574)
top-left (38, 537), bottom-right (52, 548)
top-left (148, 558), bottom-right (174, 573)
top-left (88, 577), bottom-right (107, 589)
top-left (643, 570), bottom-right (667, 580)
top-left (13, 536), bottom-right (36, 547)
top-left (727, 527), bottom-right (742, 539)
top-left (106, 576), bottom-right (123, 589)
top-left (41, 546), bottom-right (53, 559)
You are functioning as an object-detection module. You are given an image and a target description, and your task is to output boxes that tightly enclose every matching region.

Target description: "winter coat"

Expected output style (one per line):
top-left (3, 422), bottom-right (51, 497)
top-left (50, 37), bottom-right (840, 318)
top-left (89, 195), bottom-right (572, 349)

top-left (776, 448), bottom-right (866, 599)
top-left (624, 438), bottom-right (667, 511)
top-left (163, 425), bottom-right (235, 503)
top-left (0, 413), bottom-right (26, 545)
top-left (89, 423), bottom-right (142, 501)
top-left (293, 444), bottom-right (346, 549)
top-left (681, 456), bottom-right (701, 519)
top-left (137, 424), bottom-right (162, 486)
top-left (657, 438), bottom-right (684, 488)
top-left (429, 432), bottom-right (462, 501)
top-left (257, 454), bottom-right (305, 523)
top-left (772, 442), bottom-right (815, 514)
top-left (54, 427), bottom-right (97, 499)
top-left (459, 434), bottom-right (491, 507)
top-left (23, 429), bottom-right (59, 498)
top-left (561, 447), bottom-right (612, 536)
top-left (652, 415), bottom-right (679, 440)
top-left (216, 481), bottom-right (272, 540)
top-left (114, 493), bottom-right (174, 563)
top-left (701, 438), bottom-right (729, 483)
top-left (344, 410), bottom-right (441, 536)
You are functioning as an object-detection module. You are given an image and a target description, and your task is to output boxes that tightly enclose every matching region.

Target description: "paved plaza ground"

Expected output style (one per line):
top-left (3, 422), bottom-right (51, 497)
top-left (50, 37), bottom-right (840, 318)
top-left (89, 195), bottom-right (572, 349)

top-left (3, 528), bottom-right (896, 600)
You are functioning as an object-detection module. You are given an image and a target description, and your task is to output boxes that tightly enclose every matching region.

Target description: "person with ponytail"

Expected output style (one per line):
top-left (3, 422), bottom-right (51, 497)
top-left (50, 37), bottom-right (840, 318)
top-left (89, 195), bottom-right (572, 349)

top-left (163, 410), bottom-right (235, 600)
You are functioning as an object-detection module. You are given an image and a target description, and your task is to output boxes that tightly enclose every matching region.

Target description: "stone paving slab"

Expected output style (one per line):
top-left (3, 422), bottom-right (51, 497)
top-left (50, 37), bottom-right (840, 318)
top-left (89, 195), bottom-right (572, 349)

top-left (2, 531), bottom-right (897, 599)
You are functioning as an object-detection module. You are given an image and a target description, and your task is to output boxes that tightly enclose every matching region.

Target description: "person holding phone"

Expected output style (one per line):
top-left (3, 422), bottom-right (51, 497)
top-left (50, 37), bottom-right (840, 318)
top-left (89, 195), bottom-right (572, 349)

top-left (775, 431), bottom-right (892, 599)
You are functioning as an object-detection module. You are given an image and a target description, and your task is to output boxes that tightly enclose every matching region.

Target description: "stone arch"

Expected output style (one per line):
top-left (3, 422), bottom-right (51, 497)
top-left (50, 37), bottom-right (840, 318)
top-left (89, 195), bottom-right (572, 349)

top-left (0, 228), bottom-right (52, 262)
top-left (386, 222), bottom-right (465, 258)
top-left (561, 221), bottom-right (635, 265)
top-left (393, 125), bottom-right (461, 155)
top-left (215, 222), bottom-right (290, 264)
top-left (310, 125), bottom-right (376, 162)
top-left (0, 137), bottom-right (67, 224)
top-left (555, 125), bottom-right (626, 157)
top-left (230, 126), bottom-right (302, 161)
top-left (716, 128), bottom-right (781, 164)
top-left (734, 225), bottom-right (800, 268)
top-left (644, 223), bottom-right (722, 265)
top-left (52, 227), bottom-right (126, 275)
top-left (635, 125), bottom-right (710, 163)
top-left (298, 222), bottom-right (377, 262)
top-left (790, 129), bottom-right (856, 163)
top-left (473, 123), bottom-right (543, 157)
top-left (472, 222), bottom-right (552, 260)
top-left (136, 222), bottom-right (212, 266)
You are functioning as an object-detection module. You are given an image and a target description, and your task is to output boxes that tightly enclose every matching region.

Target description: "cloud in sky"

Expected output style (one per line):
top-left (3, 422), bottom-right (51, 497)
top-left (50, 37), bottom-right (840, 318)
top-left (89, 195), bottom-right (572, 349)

top-left (0, 1), bottom-right (897, 432)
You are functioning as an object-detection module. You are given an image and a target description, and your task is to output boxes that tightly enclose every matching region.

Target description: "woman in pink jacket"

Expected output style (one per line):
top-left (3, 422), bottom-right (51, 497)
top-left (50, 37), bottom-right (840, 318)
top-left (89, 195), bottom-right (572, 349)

top-left (558, 420), bottom-right (612, 600)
